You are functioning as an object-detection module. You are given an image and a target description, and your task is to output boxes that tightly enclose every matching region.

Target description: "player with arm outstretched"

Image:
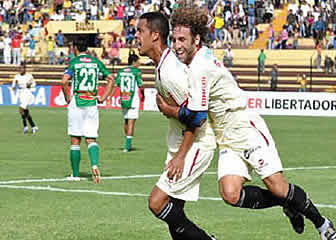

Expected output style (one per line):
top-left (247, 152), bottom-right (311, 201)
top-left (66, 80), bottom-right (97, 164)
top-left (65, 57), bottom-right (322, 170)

top-left (61, 38), bottom-right (115, 184)
top-left (157, 4), bottom-right (336, 240)
top-left (11, 62), bottom-right (38, 134)
top-left (135, 11), bottom-right (217, 240)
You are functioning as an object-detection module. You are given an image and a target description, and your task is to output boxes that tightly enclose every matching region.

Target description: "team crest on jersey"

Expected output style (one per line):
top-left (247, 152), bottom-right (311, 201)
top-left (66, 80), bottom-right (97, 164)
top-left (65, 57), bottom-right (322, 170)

top-left (80, 57), bottom-right (92, 63)
top-left (214, 59), bottom-right (221, 67)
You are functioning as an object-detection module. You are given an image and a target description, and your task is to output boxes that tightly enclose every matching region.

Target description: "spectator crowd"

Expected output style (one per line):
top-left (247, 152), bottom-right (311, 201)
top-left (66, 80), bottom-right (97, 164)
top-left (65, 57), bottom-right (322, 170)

top-left (0, 0), bottom-right (334, 65)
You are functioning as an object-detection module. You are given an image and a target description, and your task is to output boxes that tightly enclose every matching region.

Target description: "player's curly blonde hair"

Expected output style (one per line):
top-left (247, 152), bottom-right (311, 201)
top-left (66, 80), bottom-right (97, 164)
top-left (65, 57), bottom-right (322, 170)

top-left (171, 3), bottom-right (210, 45)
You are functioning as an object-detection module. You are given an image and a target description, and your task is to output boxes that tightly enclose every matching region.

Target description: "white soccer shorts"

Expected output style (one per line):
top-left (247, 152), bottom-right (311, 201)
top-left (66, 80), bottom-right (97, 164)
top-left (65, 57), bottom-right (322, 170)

top-left (67, 99), bottom-right (99, 138)
top-left (19, 90), bottom-right (34, 109)
top-left (156, 145), bottom-right (214, 201)
top-left (217, 113), bottom-right (283, 181)
top-left (122, 107), bottom-right (139, 119)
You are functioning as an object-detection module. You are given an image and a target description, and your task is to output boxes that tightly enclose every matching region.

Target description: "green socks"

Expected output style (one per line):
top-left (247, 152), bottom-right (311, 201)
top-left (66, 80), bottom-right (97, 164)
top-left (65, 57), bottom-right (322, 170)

top-left (88, 142), bottom-right (100, 167)
top-left (125, 136), bottom-right (133, 151)
top-left (70, 145), bottom-right (81, 177)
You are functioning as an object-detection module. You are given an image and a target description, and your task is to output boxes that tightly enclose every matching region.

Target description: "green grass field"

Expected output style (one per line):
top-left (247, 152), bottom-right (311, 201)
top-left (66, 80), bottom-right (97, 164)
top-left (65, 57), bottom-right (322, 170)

top-left (0, 106), bottom-right (335, 240)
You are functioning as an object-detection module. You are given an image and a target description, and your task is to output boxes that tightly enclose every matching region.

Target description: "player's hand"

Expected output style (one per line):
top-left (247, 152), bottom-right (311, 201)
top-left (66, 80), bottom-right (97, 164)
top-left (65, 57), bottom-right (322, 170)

top-left (165, 156), bottom-right (185, 182)
top-left (65, 96), bottom-right (72, 104)
top-left (97, 96), bottom-right (103, 104)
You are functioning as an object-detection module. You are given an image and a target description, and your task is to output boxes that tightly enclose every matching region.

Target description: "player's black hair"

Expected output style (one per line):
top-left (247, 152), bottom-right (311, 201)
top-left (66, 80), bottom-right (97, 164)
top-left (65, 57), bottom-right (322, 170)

top-left (73, 38), bottom-right (88, 52)
top-left (128, 53), bottom-right (139, 65)
top-left (139, 12), bottom-right (169, 45)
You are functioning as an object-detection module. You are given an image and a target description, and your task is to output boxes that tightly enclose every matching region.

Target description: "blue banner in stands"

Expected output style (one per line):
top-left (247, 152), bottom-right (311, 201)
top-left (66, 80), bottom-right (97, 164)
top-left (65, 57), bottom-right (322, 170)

top-left (0, 85), bottom-right (51, 107)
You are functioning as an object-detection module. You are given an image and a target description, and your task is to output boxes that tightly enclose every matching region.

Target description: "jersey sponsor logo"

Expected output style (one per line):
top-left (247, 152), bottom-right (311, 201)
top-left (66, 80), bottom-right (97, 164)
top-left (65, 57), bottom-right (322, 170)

top-left (201, 77), bottom-right (207, 106)
top-left (243, 146), bottom-right (261, 159)
top-left (79, 57), bottom-right (92, 63)
top-left (78, 95), bottom-right (96, 100)
top-left (124, 68), bottom-right (131, 72)
top-left (121, 95), bottom-right (131, 101)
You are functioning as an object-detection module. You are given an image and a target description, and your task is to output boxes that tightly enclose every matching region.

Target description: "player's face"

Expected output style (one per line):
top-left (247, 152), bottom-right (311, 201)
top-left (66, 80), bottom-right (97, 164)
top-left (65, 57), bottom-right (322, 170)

top-left (135, 19), bottom-right (155, 57)
top-left (172, 26), bottom-right (200, 65)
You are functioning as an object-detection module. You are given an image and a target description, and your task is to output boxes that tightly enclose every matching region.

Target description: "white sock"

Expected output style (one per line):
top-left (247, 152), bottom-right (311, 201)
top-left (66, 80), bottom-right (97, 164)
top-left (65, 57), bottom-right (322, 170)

top-left (318, 218), bottom-right (329, 233)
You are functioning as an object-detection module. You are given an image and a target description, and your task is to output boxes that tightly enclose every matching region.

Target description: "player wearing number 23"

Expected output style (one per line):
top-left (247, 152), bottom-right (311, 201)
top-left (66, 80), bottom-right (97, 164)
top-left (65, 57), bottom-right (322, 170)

top-left (61, 39), bottom-right (115, 183)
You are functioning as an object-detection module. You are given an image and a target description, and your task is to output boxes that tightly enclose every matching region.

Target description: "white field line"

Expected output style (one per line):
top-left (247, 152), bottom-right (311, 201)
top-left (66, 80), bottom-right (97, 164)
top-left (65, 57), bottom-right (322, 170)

top-left (0, 184), bottom-right (335, 208)
top-left (1, 165), bottom-right (336, 185)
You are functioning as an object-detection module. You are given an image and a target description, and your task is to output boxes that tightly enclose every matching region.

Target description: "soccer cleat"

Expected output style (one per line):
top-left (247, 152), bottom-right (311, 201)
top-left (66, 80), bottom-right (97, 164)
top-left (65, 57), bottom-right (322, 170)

top-left (23, 126), bottom-right (29, 134)
top-left (92, 166), bottom-right (101, 184)
top-left (66, 175), bottom-right (80, 181)
top-left (123, 149), bottom-right (130, 153)
top-left (210, 235), bottom-right (218, 240)
top-left (283, 207), bottom-right (305, 234)
top-left (320, 219), bottom-right (336, 240)
top-left (32, 126), bottom-right (38, 134)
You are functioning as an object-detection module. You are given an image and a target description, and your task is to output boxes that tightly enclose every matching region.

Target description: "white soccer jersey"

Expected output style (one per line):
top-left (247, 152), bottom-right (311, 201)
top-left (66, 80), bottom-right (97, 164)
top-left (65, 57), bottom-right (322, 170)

top-left (12, 73), bottom-right (36, 109)
top-left (12, 73), bottom-right (35, 89)
top-left (189, 47), bottom-right (250, 131)
top-left (12, 73), bottom-right (35, 90)
top-left (155, 48), bottom-right (216, 153)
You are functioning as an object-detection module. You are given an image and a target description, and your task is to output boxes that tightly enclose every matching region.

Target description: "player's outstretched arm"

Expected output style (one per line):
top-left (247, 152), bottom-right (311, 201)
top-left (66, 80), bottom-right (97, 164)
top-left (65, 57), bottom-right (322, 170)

top-left (98, 73), bottom-right (115, 104)
top-left (61, 74), bottom-right (71, 104)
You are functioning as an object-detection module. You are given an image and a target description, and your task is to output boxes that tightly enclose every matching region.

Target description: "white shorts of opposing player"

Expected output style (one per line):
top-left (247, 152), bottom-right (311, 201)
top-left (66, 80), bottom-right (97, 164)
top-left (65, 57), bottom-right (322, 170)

top-left (67, 98), bottom-right (99, 138)
top-left (122, 107), bottom-right (139, 119)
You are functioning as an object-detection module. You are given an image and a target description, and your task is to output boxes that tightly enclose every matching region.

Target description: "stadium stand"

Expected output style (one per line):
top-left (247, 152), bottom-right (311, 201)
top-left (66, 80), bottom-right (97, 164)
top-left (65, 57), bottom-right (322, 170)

top-left (1, 0), bottom-right (336, 92)
top-left (1, 49), bottom-right (335, 92)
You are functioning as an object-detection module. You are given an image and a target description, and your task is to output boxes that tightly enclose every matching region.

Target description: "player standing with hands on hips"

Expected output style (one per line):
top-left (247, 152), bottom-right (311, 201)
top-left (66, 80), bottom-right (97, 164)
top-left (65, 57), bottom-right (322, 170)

top-left (11, 62), bottom-right (38, 134)
top-left (61, 39), bottom-right (115, 183)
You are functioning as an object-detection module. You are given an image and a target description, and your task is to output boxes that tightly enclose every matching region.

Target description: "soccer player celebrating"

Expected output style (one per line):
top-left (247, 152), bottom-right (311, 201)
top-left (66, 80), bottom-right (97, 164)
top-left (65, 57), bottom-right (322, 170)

top-left (135, 12), bottom-right (217, 240)
top-left (115, 52), bottom-right (144, 152)
top-left (157, 4), bottom-right (336, 240)
top-left (61, 39), bottom-right (115, 184)
top-left (11, 62), bottom-right (38, 134)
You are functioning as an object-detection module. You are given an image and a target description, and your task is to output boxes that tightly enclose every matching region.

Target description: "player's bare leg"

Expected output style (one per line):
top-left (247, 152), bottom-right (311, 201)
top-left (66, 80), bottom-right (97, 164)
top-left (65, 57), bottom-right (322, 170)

top-left (86, 138), bottom-right (100, 184)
